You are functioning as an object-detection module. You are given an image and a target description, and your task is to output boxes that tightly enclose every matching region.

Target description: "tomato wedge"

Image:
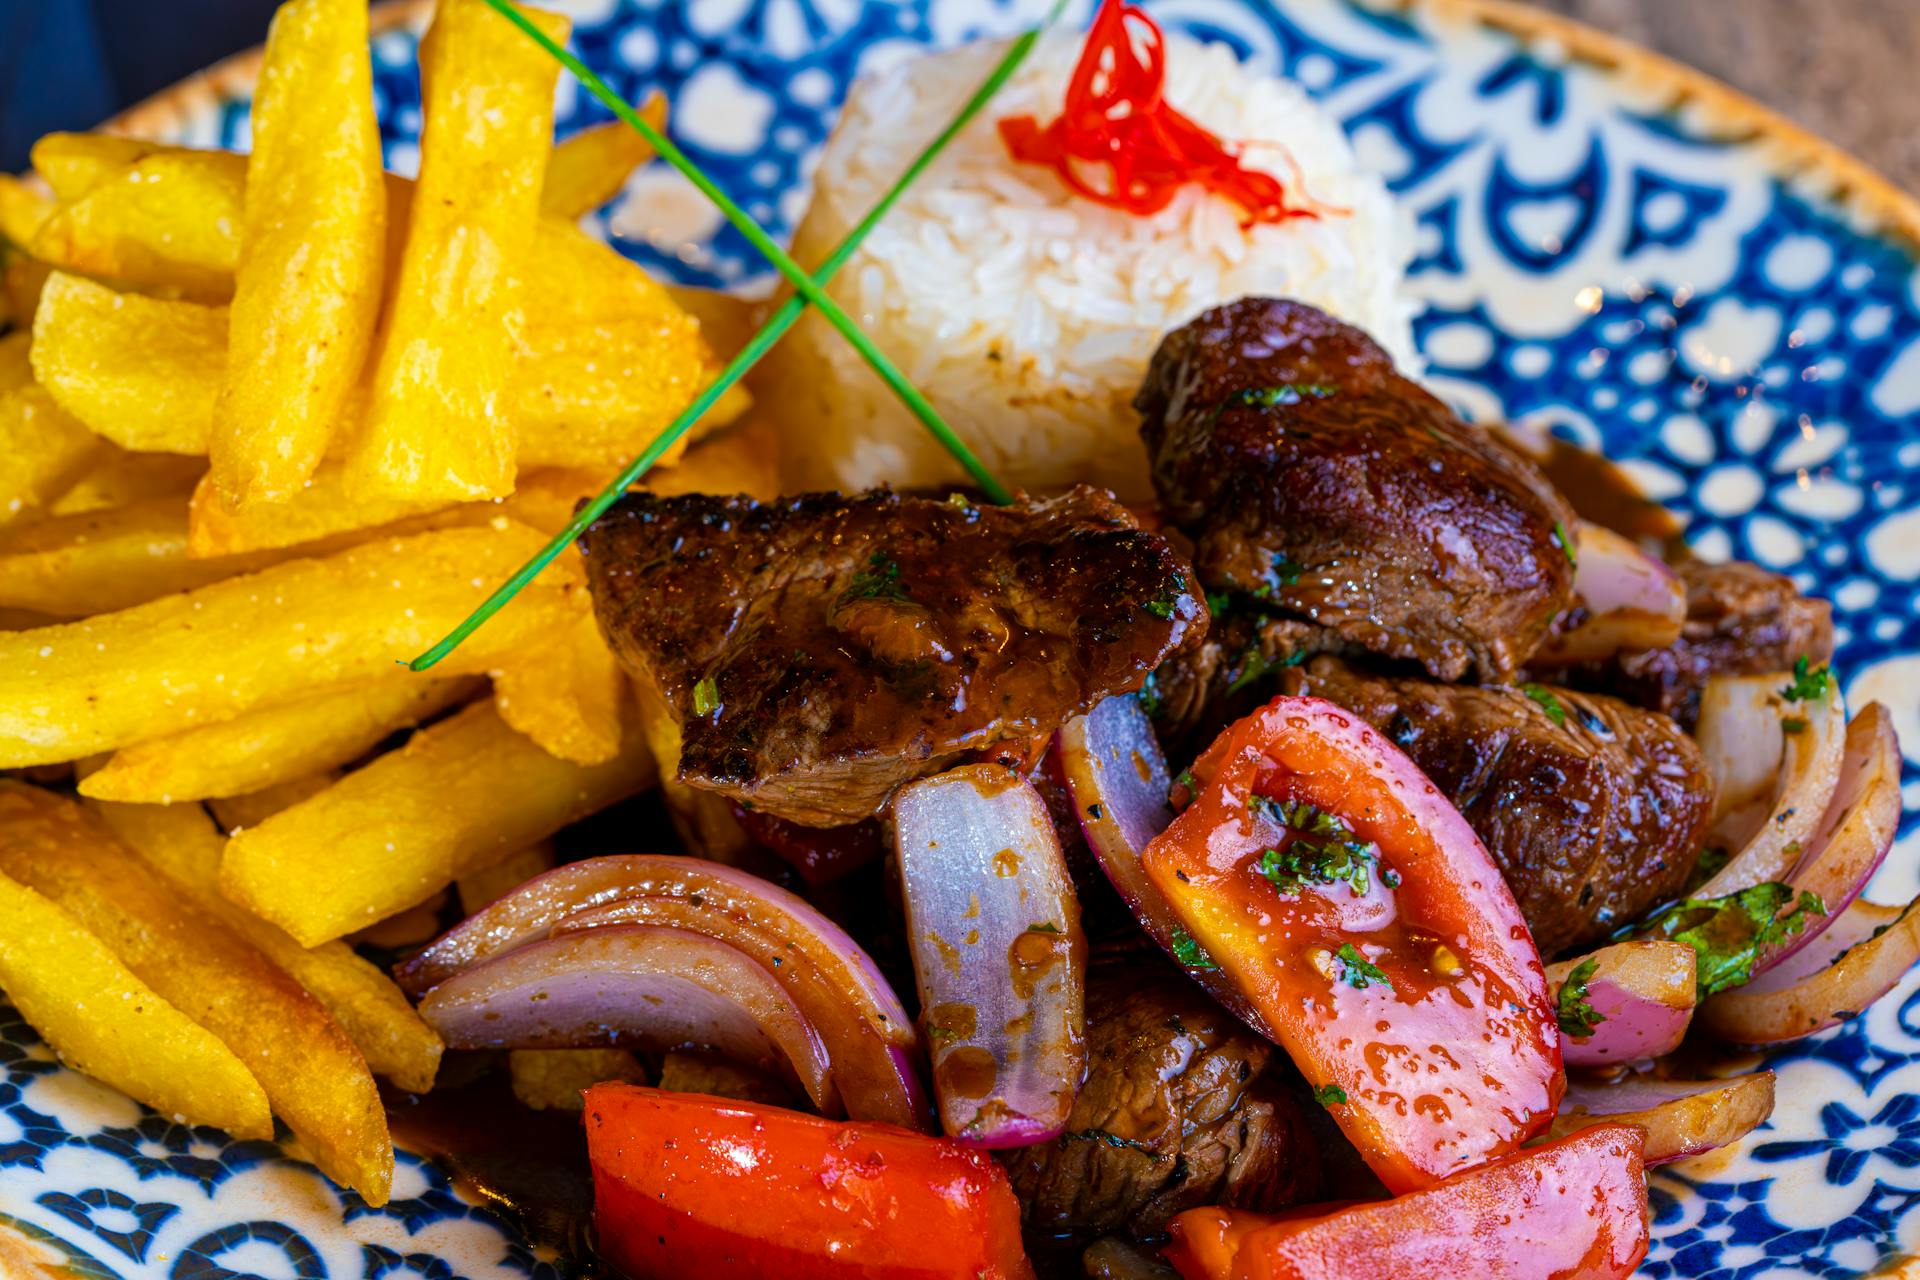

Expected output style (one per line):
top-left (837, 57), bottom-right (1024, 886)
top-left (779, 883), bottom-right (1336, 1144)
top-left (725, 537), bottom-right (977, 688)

top-left (584, 1084), bottom-right (1034, 1280)
top-left (1164, 1123), bottom-right (1649, 1280)
top-left (1141, 696), bottom-right (1562, 1191)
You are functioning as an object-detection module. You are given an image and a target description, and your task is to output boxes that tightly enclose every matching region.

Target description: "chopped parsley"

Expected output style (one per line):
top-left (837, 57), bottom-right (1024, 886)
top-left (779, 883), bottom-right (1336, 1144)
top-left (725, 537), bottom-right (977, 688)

top-left (1555, 956), bottom-right (1607, 1039)
top-left (1782, 717), bottom-right (1808, 734)
top-left (692, 676), bottom-right (720, 716)
top-left (1693, 846), bottom-right (1730, 882)
top-left (1520, 683), bottom-right (1568, 727)
top-left (1552, 520), bottom-right (1578, 568)
top-left (1780, 655), bottom-right (1833, 703)
top-left (1227, 644), bottom-right (1306, 695)
top-left (1063, 1129), bottom-right (1166, 1159)
top-left (1027, 921), bottom-right (1061, 934)
top-left (1311, 1082), bottom-right (1348, 1107)
top-left (1170, 927), bottom-right (1218, 971)
top-left (1227, 383), bottom-right (1335, 410)
top-left (1270, 552), bottom-right (1302, 588)
top-left (946, 492), bottom-right (972, 509)
top-left (1640, 882), bottom-right (1828, 996)
top-left (1137, 674), bottom-right (1164, 720)
top-left (1143, 571), bottom-right (1189, 620)
top-left (1335, 942), bottom-right (1393, 991)
top-left (843, 552), bottom-right (909, 602)
top-left (1205, 590), bottom-right (1234, 618)
top-left (1250, 797), bottom-right (1378, 897)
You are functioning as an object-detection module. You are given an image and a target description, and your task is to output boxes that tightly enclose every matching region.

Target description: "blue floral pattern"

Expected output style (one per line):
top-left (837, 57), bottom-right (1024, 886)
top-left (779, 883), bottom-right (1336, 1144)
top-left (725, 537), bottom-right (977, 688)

top-left (2, 0), bottom-right (1917, 1276)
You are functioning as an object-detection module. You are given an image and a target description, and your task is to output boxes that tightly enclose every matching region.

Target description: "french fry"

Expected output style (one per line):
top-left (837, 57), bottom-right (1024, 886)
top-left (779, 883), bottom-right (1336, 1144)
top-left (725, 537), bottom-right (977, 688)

top-left (49, 448), bottom-right (206, 516)
top-left (0, 864), bottom-right (272, 1137)
top-left (642, 416), bottom-right (783, 502)
top-left (495, 612), bottom-right (628, 764)
top-left (509, 1047), bottom-right (647, 1111)
top-left (0, 522), bottom-right (587, 767)
top-left (188, 458), bottom-right (440, 557)
top-left (0, 783), bottom-right (392, 1201)
top-left (455, 839), bottom-right (557, 914)
top-left (28, 133), bottom-right (173, 200)
top-left (209, 771), bottom-right (341, 831)
top-left (540, 98), bottom-right (666, 220)
top-left (0, 332), bottom-right (105, 529)
top-left (0, 497), bottom-right (291, 617)
top-left (81, 675), bottom-right (481, 803)
top-left (32, 272), bottom-right (227, 453)
top-left (30, 150), bottom-right (246, 302)
top-left (222, 698), bottom-right (656, 946)
top-left (345, 0), bottom-right (570, 503)
top-left (89, 797), bottom-right (443, 1094)
top-left (212, 0), bottom-right (385, 507)
top-left (0, 174), bottom-right (54, 248)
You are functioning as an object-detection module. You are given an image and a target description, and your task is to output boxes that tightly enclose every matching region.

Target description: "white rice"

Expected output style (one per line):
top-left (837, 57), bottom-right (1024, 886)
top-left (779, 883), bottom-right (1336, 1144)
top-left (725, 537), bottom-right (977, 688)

top-left (767, 30), bottom-right (1421, 502)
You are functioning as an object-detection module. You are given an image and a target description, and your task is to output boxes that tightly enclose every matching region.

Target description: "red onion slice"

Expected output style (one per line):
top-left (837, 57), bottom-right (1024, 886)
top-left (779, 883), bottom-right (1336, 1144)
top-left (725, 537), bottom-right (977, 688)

top-left (416, 924), bottom-right (837, 1112)
top-left (1548, 1072), bottom-right (1775, 1165)
top-left (1703, 894), bottom-right (1920, 1044)
top-left (1531, 523), bottom-right (1686, 664)
top-left (1757, 702), bottom-right (1904, 973)
top-left (893, 765), bottom-right (1087, 1148)
top-left (1695, 671), bottom-right (1846, 898)
top-left (400, 855), bottom-right (925, 1128)
top-left (1055, 696), bottom-right (1275, 1039)
top-left (1547, 940), bottom-right (1696, 1066)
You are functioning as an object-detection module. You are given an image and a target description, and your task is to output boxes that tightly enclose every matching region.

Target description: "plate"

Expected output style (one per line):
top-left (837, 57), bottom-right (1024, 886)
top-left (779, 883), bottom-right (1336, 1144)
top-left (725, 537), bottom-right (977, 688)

top-left (5, 1), bottom-right (1919, 1277)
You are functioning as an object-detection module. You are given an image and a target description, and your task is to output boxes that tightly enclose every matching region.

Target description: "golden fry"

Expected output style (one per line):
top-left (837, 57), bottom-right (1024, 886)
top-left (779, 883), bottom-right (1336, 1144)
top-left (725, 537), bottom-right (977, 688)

top-left (0, 522), bottom-right (587, 767)
top-left (0, 864), bottom-right (272, 1137)
top-left (0, 497), bottom-right (290, 617)
top-left (345, 0), bottom-right (571, 503)
top-left (455, 839), bottom-right (557, 914)
top-left (222, 698), bottom-right (656, 946)
top-left (31, 150), bottom-right (247, 301)
top-left (28, 133), bottom-right (173, 200)
top-left (90, 798), bottom-right (443, 1094)
top-left (495, 612), bottom-right (628, 764)
top-left (0, 783), bottom-right (392, 1201)
top-left (509, 1047), bottom-right (647, 1111)
top-left (188, 457), bottom-right (439, 557)
top-left (82, 675), bottom-right (481, 803)
top-left (540, 98), bottom-right (666, 220)
top-left (643, 416), bottom-right (784, 502)
top-left (0, 174), bottom-right (54, 248)
top-left (212, 0), bottom-right (385, 507)
top-left (31, 271), bottom-right (226, 453)
top-left (209, 771), bottom-right (340, 831)
top-left (0, 332), bottom-right (105, 529)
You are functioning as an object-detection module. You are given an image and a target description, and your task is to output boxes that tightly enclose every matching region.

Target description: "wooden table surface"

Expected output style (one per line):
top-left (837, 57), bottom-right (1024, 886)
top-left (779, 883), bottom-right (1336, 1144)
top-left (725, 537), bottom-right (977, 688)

top-left (1527, 0), bottom-right (1920, 192)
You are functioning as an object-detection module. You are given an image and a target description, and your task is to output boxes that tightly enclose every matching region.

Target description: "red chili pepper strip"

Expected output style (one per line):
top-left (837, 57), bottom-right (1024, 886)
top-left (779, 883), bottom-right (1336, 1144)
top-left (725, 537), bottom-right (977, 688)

top-left (998, 0), bottom-right (1312, 224)
top-left (1140, 696), bottom-right (1563, 1193)
top-left (1164, 1124), bottom-right (1651, 1280)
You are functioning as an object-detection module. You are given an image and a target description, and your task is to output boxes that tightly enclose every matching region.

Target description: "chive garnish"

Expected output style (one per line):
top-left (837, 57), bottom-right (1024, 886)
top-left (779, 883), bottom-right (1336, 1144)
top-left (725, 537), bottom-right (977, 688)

top-left (410, 0), bottom-right (1059, 671)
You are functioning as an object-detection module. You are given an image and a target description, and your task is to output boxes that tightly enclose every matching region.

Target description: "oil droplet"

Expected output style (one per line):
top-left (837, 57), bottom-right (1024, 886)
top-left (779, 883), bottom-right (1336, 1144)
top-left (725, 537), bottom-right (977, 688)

top-left (936, 1045), bottom-right (998, 1100)
top-left (992, 848), bottom-right (1020, 877)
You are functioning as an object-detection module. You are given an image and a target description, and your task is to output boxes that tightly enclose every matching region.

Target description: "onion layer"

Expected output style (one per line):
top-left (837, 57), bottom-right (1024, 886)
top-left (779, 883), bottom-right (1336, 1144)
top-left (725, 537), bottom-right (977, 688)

top-left (1055, 696), bottom-right (1273, 1038)
top-left (1703, 895), bottom-right (1920, 1045)
top-left (1548, 1072), bottom-right (1775, 1165)
top-left (416, 924), bottom-right (837, 1112)
top-left (893, 765), bottom-right (1087, 1148)
top-left (1548, 941), bottom-right (1696, 1066)
top-left (1694, 671), bottom-right (1845, 899)
top-left (400, 854), bottom-right (925, 1128)
top-left (1531, 522), bottom-right (1685, 664)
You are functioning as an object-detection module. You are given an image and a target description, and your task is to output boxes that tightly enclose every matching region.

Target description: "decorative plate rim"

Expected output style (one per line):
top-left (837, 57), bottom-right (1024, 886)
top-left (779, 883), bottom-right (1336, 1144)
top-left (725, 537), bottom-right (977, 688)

top-left (97, 0), bottom-right (1920, 259)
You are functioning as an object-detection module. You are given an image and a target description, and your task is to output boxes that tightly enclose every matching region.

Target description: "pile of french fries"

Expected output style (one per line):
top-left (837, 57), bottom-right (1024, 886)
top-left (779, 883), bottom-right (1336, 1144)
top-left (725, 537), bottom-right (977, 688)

top-left (0, 0), bottom-right (779, 1204)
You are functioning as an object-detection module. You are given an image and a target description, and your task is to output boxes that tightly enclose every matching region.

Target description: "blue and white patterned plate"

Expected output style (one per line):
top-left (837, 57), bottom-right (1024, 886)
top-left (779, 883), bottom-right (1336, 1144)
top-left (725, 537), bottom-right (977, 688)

top-left (4, 1), bottom-right (1918, 1276)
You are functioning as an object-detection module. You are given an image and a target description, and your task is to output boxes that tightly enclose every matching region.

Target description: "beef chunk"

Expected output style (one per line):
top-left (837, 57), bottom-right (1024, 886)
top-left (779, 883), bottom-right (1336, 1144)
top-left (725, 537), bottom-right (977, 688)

top-left (1138, 298), bottom-right (1577, 683)
top-left (999, 956), bottom-right (1319, 1240)
top-left (1554, 558), bottom-right (1834, 728)
top-left (1141, 611), bottom-right (1334, 762)
top-left (1283, 657), bottom-right (1715, 957)
top-left (581, 487), bottom-right (1203, 826)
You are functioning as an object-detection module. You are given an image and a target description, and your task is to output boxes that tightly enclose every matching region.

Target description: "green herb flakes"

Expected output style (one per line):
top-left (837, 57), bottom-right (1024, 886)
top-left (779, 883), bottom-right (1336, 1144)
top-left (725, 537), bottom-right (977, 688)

top-left (1640, 882), bottom-right (1828, 996)
top-left (844, 551), bottom-right (909, 602)
top-left (1335, 942), bottom-right (1393, 991)
top-left (1552, 520), bottom-right (1578, 568)
top-left (1521, 683), bottom-right (1568, 727)
top-left (1780, 655), bottom-right (1833, 703)
top-left (1312, 1082), bottom-right (1348, 1107)
top-left (1170, 927), bottom-right (1219, 971)
top-left (1555, 956), bottom-right (1607, 1039)
top-left (692, 676), bottom-right (720, 716)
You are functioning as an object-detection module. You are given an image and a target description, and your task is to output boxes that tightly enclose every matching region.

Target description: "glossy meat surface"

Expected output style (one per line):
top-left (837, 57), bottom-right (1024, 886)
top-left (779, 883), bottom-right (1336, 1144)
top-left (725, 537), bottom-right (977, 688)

top-left (1556, 558), bottom-right (1835, 728)
top-left (1137, 298), bottom-right (1577, 683)
top-left (581, 487), bottom-right (1202, 826)
top-left (998, 955), bottom-right (1319, 1240)
top-left (1283, 657), bottom-right (1715, 956)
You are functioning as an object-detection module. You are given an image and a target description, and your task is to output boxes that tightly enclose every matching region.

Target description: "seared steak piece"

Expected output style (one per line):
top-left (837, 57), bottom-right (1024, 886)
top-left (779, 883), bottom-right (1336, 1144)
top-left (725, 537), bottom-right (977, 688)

top-left (1138, 298), bottom-right (1577, 683)
top-left (581, 487), bottom-right (1203, 827)
top-left (999, 955), bottom-right (1320, 1240)
top-left (1283, 657), bottom-right (1715, 957)
top-left (1142, 611), bottom-right (1333, 762)
top-left (1552, 558), bottom-right (1834, 728)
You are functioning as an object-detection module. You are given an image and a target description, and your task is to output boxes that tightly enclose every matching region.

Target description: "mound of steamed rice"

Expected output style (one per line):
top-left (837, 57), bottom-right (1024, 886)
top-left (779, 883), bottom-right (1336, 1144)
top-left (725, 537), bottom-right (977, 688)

top-left (767, 30), bottom-right (1420, 502)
